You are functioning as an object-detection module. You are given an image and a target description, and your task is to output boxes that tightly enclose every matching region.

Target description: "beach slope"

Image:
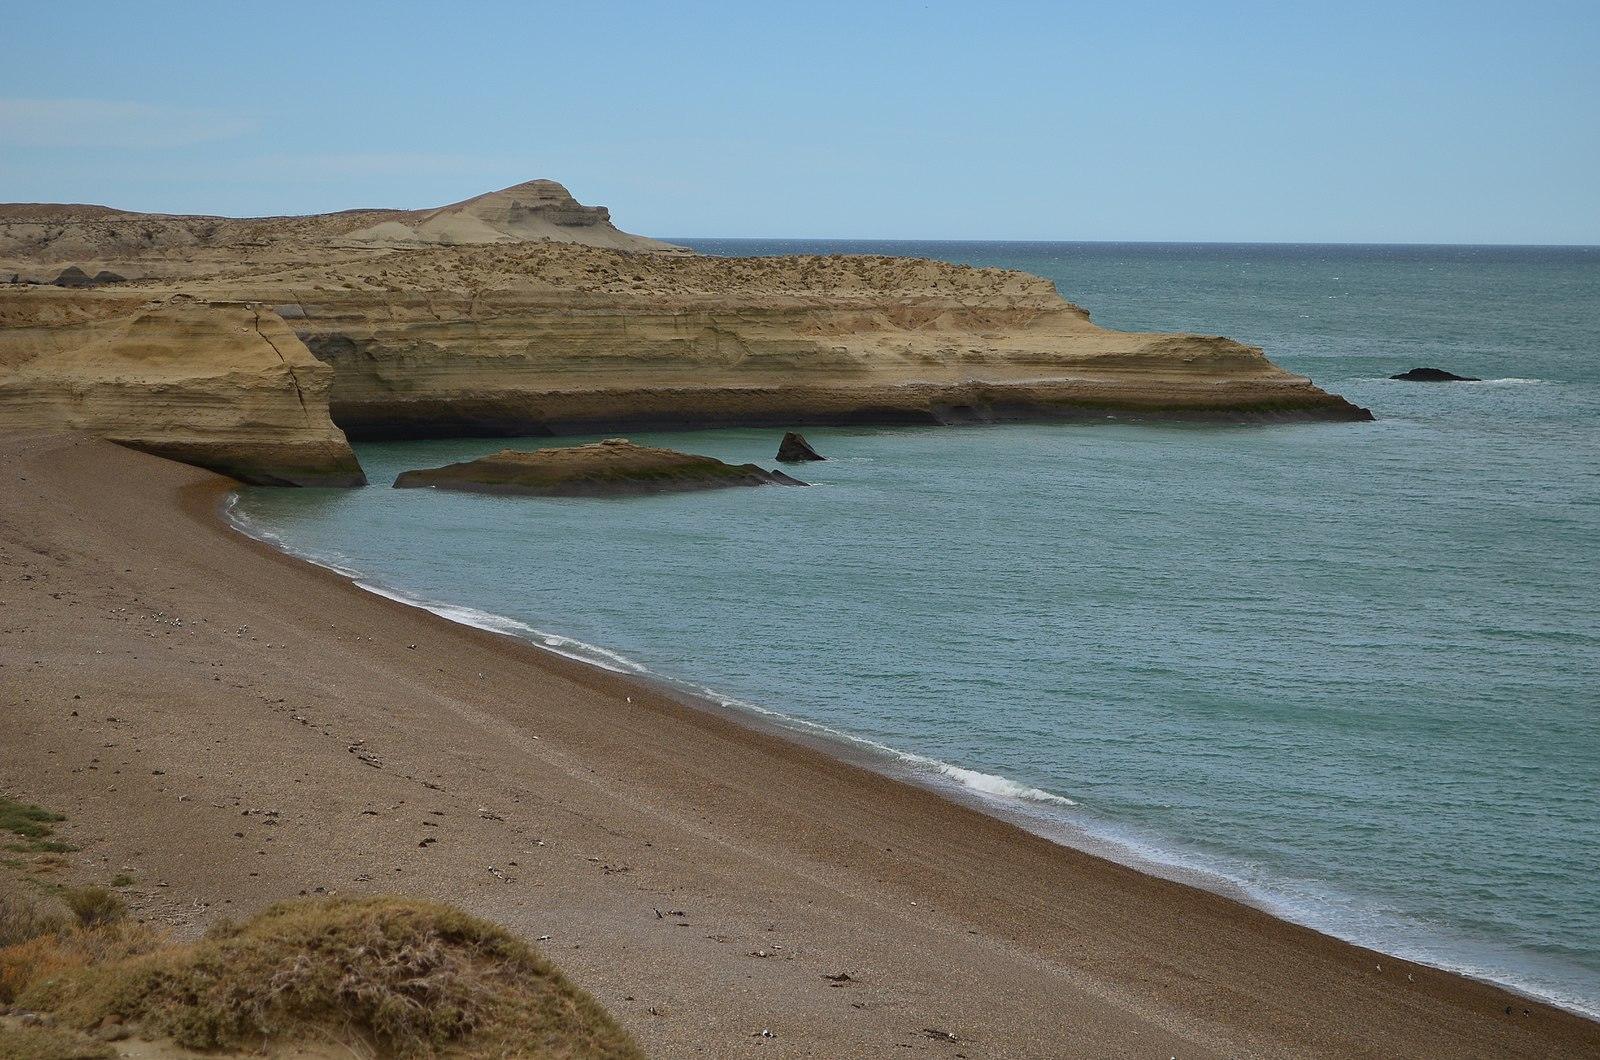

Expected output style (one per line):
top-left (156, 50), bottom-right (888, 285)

top-left (2, 431), bottom-right (1593, 1058)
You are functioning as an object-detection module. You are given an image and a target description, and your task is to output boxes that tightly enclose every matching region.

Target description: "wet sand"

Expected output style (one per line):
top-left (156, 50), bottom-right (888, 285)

top-left (3, 429), bottom-right (1596, 1058)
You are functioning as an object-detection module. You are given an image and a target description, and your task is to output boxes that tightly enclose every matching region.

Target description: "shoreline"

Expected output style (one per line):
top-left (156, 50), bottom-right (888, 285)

top-left (223, 488), bottom-right (1600, 1022)
top-left (4, 429), bottom-right (1597, 1057)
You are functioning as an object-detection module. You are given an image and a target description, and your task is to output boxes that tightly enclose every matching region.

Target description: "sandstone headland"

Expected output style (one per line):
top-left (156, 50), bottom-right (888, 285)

top-left (1, 180), bottom-right (1373, 485)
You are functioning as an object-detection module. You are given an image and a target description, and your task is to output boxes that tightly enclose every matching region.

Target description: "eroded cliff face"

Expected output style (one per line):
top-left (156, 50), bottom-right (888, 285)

top-left (224, 244), bottom-right (1370, 438)
top-left (0, 293), bottom-right (365, 486)
top-left (0, 180), bottom-right (1371, 486)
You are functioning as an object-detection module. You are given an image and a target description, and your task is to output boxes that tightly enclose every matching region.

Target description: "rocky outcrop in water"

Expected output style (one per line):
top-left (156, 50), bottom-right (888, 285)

top-left (1391, 367), bottom-right (1481, 382)
top-left (393, 439), bottom-right (805, 497)
top-left (777, 432), bottom-right (826, 462)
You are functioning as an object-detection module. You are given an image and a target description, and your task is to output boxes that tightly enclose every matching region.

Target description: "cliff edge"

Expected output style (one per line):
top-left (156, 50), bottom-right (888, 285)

top-left (0, 181), bottom-right (1371, 486)
top-left (0, 293), bottom-right (364, 486)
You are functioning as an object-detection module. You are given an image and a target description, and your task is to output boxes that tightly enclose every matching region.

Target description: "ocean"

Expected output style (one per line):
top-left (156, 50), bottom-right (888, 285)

top-left (231, 240), bottom-right (1600, 1015)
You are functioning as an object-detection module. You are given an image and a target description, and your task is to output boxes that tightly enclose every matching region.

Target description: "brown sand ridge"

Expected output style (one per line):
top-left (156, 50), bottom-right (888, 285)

top-left (1, 180), bottom-right (1371, 484)
top-left (2, 430), bottom-right (1597, 1058)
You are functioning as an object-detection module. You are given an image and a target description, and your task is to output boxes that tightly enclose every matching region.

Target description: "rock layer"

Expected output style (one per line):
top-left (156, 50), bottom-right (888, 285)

top-left (394, 439), bottom-right (804, 497)
top-left (0, 292), bottom-right (364, 486)
top-left (1, 180), bottom-right (1373, 486)
top-left (269, 246), bottom-right (1371, 438)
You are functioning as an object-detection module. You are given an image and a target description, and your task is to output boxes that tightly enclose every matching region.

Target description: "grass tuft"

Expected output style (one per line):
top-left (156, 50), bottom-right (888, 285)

top-left (59, 888), bottom-right (124, 930)
top-left (0, 1023), bottom-right (111, 1060)
top-left (10, 896), bottom-right (640, 1058)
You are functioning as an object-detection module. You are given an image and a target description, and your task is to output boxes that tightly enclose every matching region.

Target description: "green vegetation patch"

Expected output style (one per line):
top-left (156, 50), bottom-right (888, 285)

top-left (0, 797), bottom-right (74, 855)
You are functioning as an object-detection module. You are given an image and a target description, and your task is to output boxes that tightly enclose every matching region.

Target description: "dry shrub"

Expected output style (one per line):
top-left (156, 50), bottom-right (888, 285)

top-left (20, 896), bottom-right (641, 1059)
top-left (0, 884), bottom-right (139, 1002)
top-left (0, 919), bottom-right (160, 1005)
top-left (0, 891), bottom-right (68, 948)
top-left (59, 887), bottom-right (124, 929)
top-left (0, 933), bottom-right (81, 1003)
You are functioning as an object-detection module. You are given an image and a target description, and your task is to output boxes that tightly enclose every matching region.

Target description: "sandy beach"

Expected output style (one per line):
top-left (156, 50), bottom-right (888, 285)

top-left (3, 429), bottom-right (1597, 1059)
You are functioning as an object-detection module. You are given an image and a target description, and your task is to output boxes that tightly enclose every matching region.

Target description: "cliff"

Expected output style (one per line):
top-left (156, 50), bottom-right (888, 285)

top-left (228, 243), bottom-right (1370, 439)
top-left (0, 180), bottom-right (1371, 486)
top-left (0, 292), bottom-right (364, 486)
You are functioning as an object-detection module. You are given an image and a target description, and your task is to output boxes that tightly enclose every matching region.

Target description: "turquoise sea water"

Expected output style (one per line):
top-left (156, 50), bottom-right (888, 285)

top-left (233, 241), bottom-right (1600, 1014)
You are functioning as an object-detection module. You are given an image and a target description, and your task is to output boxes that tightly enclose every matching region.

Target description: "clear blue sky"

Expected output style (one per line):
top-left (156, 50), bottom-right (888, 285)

top-left (3, 1), bottom-right (1596, 243)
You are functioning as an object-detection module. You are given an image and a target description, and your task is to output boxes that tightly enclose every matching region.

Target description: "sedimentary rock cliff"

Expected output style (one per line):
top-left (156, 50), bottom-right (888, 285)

top-left (217, 243), bottom-right (1369, 439)
top-left (0, 180), bottom-right (1371, 486)
top-left (0, 293), bottom-right (363, 486)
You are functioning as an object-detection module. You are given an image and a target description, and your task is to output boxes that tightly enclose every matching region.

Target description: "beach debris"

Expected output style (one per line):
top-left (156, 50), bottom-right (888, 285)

top-left (417, 837), bottom-right (436, 848)
top-left (923, 1027), bottom-right (959, 1042)
top-left (537, 934), bottom-right (551, 942)
top-left (477, 806), bottom-right (504, 820)
top-left (755, 1028), bottom-right (775, 1038)
top-left (823, 972), bottom-right (854, 982)
top-left (488, 865), bottom-right (509, 881)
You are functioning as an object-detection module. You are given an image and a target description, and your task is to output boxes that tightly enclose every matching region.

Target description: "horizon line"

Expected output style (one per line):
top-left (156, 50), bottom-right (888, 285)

top-left (667, 236), bottom-right (1600, 250)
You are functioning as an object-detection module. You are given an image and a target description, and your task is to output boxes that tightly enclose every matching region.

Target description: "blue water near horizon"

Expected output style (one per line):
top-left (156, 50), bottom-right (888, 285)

top-left (233, 240), bottom-right (1600, 1015)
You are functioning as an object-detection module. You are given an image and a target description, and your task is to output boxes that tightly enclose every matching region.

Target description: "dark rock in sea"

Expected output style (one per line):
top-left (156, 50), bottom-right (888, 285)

top-left (49, 266), bottom-right (126, 288)
top-left (51, 266), bottom-right (95, 288)
top-left (394, 438), bottom-right (808, 497)
top-left (776, 431), bottom-right (826, 462)
top-left (1391, 367), bottom-right (1481, 382)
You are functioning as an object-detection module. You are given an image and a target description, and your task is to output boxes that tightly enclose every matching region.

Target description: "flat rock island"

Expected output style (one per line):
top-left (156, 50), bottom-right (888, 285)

top-left (393, 439), bottom-right (806, 497)
top-left (1391, 367), bottom-right (1483, 382)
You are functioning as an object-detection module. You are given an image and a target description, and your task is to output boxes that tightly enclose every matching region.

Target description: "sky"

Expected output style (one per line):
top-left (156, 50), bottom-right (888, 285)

top-left (2, 1), bottom-right (1596, 243)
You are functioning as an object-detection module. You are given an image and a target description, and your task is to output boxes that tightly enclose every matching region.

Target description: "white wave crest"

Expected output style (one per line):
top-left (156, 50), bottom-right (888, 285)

top-left (689, 686), bottom-right (1078, 807)
top-left (228, 504), bottom-right (1081, 812)
top-left (927, 762), bottom-right (1079, 806)
top-left (368, 592), bottom-right (649, 675)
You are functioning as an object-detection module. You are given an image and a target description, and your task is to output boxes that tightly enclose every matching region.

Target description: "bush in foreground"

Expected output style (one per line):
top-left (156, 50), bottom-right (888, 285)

top-left (6, 895), bottom-right (641, 1058)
